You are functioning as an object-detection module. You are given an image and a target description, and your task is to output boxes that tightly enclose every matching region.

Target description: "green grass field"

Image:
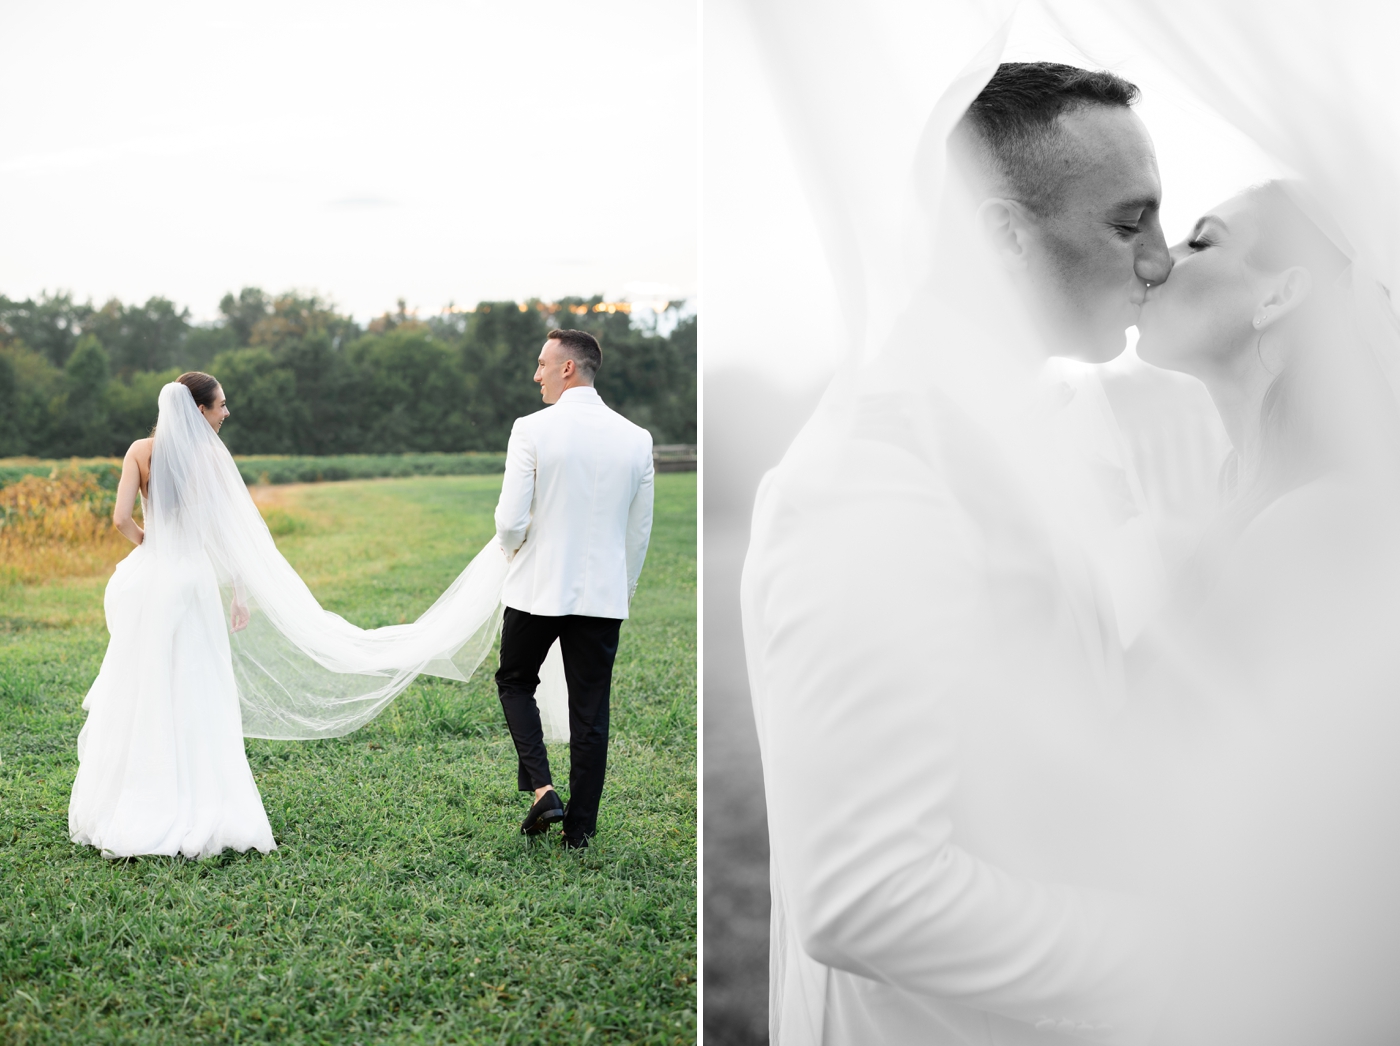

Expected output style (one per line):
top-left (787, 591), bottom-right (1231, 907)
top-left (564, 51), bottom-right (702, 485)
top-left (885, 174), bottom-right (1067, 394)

top-left (0, 473), bottom-right (696, 1045)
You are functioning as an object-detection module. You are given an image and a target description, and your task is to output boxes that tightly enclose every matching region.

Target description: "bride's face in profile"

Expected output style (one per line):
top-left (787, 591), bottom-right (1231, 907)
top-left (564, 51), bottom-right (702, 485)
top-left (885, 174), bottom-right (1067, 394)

top-left (199, 385), bottom-right (230, 433)
top-left (1136, 193), bottom-right (1274, 376)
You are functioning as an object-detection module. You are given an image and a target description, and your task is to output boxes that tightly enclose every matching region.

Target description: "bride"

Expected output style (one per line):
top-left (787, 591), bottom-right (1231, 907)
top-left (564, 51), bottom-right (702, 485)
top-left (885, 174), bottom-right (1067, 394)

top-left (70, 373), bottom-right (276, 858)
top-left (1129, 183), bottom-right (1400, 1043)
top-left (1135, 181), bottom-right (1400, 611)
top-left (69, 373), bottom-right (530, 859)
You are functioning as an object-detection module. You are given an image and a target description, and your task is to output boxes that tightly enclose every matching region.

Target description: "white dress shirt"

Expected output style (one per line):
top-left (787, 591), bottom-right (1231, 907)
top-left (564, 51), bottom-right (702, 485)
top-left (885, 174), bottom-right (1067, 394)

top-left (495, 385), bottom-right (654, 619)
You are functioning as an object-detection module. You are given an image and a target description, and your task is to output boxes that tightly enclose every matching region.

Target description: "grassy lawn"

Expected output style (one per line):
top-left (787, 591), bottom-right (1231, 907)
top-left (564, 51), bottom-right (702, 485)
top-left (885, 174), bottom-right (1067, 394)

top-left (0, 472), bottom-right (696, 1045)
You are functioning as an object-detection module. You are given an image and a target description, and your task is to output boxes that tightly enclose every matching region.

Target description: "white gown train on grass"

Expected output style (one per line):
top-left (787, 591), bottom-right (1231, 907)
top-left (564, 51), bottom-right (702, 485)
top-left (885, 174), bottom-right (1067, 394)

top-left (69, 536), bottom-right (277, 858)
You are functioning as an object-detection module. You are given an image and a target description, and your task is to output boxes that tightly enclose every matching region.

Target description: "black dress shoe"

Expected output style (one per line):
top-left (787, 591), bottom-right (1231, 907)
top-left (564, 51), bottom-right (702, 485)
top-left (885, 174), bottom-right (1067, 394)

top-left (559, 800), bottom-right (591, 848)
top-left (520, 790), bottom-right (564, 835)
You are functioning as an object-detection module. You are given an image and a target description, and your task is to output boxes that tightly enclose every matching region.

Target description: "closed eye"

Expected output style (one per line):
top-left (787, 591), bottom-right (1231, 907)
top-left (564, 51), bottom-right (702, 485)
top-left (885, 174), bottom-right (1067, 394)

top-left (1187, 236), bottom-right (1215, 251)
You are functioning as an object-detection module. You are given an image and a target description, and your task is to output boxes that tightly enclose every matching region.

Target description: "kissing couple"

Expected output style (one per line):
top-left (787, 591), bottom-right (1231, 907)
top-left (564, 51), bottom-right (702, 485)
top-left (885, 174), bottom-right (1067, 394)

top-left (69, 328), bottom-right (655, 857)
top-left (744, 61), bottom-right (1400, 1045)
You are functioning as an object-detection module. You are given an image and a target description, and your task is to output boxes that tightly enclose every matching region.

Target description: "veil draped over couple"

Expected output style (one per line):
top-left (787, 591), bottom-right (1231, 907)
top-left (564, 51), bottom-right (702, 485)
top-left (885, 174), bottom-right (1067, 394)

top-left (740, 1), bottom-right (1400, 1043)
top-left (70, 328), bottom-right (654, 860)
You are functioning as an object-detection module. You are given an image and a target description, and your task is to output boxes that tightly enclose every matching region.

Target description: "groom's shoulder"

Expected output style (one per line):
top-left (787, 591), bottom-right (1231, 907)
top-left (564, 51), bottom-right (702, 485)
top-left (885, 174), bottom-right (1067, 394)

top-left (750, 400), bottom-right (978, 598)
top-left (786, 378), bottom-right (950, 476)
top-left (768, 389), bottom-right (959, 527)
top-left (600, 401), bottom-right (653, 443)
top-left (513, 398), bottom-right (651, 452)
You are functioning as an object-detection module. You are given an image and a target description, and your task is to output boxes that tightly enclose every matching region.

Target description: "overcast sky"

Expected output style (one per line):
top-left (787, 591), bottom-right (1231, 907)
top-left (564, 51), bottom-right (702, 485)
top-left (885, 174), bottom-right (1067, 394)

top-left (1, 0), bottom-right (697, 322)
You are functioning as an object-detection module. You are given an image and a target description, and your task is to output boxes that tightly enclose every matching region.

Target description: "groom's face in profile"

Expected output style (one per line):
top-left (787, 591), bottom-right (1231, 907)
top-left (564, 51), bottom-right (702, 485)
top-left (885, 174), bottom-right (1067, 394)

top-left (1004, 106), bottom-right (1171, 362)
top-left (534, 339), bottom-right (576, 405)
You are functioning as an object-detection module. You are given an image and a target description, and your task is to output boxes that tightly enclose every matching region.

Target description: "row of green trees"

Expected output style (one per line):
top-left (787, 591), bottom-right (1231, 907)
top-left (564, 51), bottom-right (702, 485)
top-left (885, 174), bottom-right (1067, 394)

top-left (0, 290), bottom-right (696, 458)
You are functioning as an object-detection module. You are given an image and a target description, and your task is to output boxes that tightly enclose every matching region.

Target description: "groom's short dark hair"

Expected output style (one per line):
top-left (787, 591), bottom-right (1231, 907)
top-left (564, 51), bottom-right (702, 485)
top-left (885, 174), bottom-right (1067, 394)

top-left (959, 62), bottom-right (1140, 217)
top-left (548, 328), bottom-right (602, 380)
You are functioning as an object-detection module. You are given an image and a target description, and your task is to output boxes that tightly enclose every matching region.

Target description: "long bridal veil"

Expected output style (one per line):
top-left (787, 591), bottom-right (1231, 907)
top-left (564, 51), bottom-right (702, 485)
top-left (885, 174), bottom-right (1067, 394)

top-left (733, 0), bottom-right (1400, 1040)
top-left (149, 381), bottom-right (566, 742)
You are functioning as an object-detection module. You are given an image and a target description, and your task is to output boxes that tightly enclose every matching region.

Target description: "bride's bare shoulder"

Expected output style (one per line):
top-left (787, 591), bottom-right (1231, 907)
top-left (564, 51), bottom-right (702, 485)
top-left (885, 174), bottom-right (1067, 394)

top-left (124, 438), bottom-right (154, 480)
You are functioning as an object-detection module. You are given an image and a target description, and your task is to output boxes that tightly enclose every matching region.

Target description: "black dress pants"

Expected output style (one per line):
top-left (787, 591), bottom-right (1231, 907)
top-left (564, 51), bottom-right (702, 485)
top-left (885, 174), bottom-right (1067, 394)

top-left (495, 607), bottom-right (621, 838)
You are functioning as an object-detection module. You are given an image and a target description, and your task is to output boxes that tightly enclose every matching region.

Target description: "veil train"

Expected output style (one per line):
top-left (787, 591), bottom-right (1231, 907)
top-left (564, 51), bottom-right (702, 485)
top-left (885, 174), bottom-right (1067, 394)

top-left (152, 380), bottom-right (568, 742)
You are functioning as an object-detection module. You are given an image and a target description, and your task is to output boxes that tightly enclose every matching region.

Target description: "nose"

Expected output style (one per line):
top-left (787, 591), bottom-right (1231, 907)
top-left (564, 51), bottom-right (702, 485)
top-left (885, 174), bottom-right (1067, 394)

top-left (1135, 220), bottom-right (1173, 286)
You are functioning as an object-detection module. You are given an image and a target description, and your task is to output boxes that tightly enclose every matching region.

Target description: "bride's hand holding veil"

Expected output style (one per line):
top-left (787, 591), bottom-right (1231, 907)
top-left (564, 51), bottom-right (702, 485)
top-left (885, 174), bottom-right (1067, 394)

top-left (230, 594), bottom-right (250, 633)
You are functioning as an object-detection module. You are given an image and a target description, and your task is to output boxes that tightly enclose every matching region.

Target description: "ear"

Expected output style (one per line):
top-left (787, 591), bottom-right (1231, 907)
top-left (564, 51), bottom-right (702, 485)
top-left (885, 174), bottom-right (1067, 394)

top-left (1254, 266), bottom-right (1313, 331)
top-left (976, 198), bottom-right (1034, 271)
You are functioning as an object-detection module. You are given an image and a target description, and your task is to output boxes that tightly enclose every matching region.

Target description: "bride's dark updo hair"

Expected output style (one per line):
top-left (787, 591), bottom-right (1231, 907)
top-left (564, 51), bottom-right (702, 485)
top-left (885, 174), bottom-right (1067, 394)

top-left (176, 371), bottom-right (221, 410)
top-left (150, 371), bottom-right (221, 439)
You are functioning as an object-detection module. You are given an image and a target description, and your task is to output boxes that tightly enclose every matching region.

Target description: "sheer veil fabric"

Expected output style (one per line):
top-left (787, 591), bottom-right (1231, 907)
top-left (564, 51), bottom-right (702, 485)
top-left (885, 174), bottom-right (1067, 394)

top-left (132, 382), bottom-right (556, 740)
top-left (71, 382), bottom-right (567, 857)
top-left (153, 383), bottom-right (570, 740)
top-left (736, 0), bottom-right (1400, 1042)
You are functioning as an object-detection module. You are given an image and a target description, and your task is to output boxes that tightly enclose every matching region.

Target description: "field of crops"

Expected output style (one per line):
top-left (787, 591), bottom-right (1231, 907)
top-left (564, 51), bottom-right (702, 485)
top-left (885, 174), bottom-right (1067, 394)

top-left (0, 453), bottom-right (508, 494)
top-left (0, 456), bottom-right (506, 587)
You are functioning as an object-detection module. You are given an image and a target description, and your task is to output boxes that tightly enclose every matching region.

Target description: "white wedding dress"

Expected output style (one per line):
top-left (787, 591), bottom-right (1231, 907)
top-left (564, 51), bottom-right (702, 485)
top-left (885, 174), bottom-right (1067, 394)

top-left (69, 513), bottom-right (277, 858)
top-left (70, 382), bottom-right (567, 859)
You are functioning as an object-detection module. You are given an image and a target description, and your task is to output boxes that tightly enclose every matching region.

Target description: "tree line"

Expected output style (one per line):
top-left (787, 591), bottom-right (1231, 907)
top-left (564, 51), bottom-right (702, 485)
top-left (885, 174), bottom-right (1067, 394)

top-left (0, 289), bottom-right (696, 458)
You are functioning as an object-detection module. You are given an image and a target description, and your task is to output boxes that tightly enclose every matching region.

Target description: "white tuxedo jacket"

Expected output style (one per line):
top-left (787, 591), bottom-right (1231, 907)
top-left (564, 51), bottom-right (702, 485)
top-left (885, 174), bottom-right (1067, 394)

top-left (741, 372), bottom-right (1174, 1046)
top-left (495, 385), bottom-right (654, 620)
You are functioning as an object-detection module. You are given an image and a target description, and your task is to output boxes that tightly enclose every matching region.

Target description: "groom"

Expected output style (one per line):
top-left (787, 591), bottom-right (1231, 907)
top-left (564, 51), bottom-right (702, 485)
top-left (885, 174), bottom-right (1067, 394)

top-left (743, 63), bottom-right (1177, 1044)
top-left (493, 328), bottom-right (654, 849)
